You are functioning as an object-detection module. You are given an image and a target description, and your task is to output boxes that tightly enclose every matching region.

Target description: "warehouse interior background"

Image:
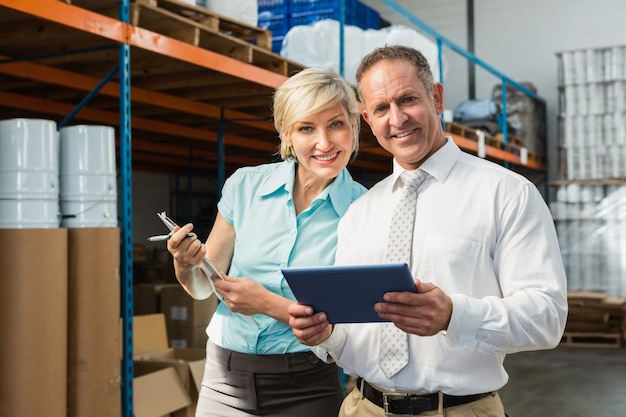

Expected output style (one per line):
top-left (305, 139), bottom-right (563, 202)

top-left (134, 0), bottom-right (626, 243)
top-left (1, 1), bottom-right (626, 417)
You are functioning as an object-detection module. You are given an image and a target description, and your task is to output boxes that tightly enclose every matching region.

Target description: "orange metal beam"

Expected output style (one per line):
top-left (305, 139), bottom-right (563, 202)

top-left (0, 91), bottom-right (391, 171)
top-left (1, 0), bottom-right (287, 89)
top-left (127, 25), bottom-right (287, 89)
top-left (451, 134), bottom-right (546, 171)
top-left (0, 56), bottom-right (275, 132)
top-left (0, 91), bottom-right (276, 151)
top-left (2, 0), bottom-right (127, 43)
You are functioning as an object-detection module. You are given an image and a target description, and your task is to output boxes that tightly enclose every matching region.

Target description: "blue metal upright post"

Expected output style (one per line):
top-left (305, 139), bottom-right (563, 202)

top-left (339, 0), bottom-right (345, 77)
top-left (118, 1), bottom-right (134, 417)
top-left (500, 81), bottom-right (509, 169)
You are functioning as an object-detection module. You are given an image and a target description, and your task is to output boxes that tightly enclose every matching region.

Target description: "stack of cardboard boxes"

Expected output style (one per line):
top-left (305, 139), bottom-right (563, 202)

top-left (134, 313), bottom-right (206, 417)
top-left (133, 283), bottom-right (218, 416)
top-left (134, 283), bottom-right (219, 349)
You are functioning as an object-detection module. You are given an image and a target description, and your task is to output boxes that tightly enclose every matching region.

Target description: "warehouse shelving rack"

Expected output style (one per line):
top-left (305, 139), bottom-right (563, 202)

top-left (0, 1), bottom-right (548, 415)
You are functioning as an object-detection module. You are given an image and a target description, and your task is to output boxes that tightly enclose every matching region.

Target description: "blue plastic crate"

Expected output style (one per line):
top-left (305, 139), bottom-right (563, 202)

top-left (258, 0), bottom-right (287, 8)
top-left (258, 14), bottom-right (289, 36)
top-left (285, 0), bottom-right (379, 30)
top-left (289, 9), bottom-right (340, 27)
top-left (259, 0), bottom-right (287, 15)
top-left (289, 0), bottom-right (364, 14)
top-left (290, 0), bottom-right (339, 14)
top-left (365, 6), bottom-right (380, 29)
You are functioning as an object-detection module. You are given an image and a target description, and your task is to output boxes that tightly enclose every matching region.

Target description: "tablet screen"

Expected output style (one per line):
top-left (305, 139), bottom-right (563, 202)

top-left (282, 263), bottom-right (416, 323)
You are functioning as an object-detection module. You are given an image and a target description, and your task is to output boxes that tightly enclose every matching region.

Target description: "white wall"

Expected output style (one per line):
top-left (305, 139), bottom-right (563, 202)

top-left (361, 0), bottom-right (626, 181)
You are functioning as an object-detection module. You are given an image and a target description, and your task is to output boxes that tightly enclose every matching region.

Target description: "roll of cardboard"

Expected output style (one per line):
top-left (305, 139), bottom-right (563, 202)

top-left (67, 228), bottom-right (122, 417)
top-left (0, 229), bottom-right (68, 416)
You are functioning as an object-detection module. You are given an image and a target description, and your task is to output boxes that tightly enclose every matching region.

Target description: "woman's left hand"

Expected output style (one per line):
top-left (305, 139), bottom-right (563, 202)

top-left (212, 276), bottom-right (271, 316)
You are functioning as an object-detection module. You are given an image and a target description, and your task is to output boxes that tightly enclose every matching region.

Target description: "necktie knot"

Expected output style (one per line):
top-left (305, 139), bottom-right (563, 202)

top-left (401, 169), bottom-right (428, 192)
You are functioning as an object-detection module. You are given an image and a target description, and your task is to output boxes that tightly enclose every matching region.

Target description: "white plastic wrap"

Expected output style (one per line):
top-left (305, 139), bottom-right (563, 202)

top-left (280, 20), bottom-right (447, 86)
top-left (202, 0), bottom-right (258, 26)
top-left (552, 184), bottom-right (626, 297)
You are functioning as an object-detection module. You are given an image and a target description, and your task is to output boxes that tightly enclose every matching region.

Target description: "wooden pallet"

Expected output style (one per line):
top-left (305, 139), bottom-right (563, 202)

top-left (560, 332), bottom-right (622, 349)
top-left (113, 0), bottom-right (298, 76)
top-left (444, 121), bottom-right (545, 165)
top-left (136, 0), bottom-right (271, 50)
top-left (445, 122), bottom-right (524, 150)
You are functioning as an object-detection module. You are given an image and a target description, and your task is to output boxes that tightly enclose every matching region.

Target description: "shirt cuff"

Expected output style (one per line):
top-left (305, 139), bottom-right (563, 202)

top-left (312, 325), bottom-right (346, 362)
top-left (446, 294), bottom-right (484, 349)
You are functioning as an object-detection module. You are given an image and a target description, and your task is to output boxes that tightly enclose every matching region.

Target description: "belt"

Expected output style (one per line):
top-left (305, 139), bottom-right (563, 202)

top-left (208, 340), bottom-right (322, 373)
top-left (358, 378), bottom-right (492, 416)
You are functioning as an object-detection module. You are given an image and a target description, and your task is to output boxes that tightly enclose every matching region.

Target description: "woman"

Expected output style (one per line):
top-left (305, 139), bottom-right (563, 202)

top-left (167, 67), bottom-right (367, 417)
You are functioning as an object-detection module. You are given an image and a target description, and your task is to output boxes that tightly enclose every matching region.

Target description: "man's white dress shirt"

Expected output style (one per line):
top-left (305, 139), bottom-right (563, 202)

top-left (314, 138), bottom-right (568, 395)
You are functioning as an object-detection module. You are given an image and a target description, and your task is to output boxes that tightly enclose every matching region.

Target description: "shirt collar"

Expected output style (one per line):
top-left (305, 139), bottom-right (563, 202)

top-left (391, 136), bottom-right (460, 190)
top-left (256, 160), bottom-right (354, 217)
top-left (325, 168), bottom-right (354, 217)
top-left (257, 160), bottom-right (295, 197)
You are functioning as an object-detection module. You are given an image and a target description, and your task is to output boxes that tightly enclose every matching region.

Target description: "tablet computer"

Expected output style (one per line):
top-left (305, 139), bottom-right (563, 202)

top-left (281, 263), bottom-right (416, 324)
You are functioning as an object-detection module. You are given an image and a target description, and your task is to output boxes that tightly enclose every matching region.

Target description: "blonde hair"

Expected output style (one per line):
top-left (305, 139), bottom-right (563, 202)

top-left (272, 67), bottom-right (361, 161)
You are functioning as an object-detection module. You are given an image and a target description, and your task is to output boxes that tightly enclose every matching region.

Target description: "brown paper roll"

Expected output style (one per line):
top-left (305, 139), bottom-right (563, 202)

top-left (0, 228), bottom-right (68, 417)
top-left (67, 228), bottom-right (122, 417)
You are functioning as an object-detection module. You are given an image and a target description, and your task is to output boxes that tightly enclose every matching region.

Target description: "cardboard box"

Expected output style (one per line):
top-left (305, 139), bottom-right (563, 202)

top-left (134, 361), bottom-right (191, 417)
top-left (137, 348), bottom-right (206, 417)
top-left (134, 283), bottom-right (179, 315)
top-left (167, 324), bottom-right (209, 349)
top-left (133, 314), bottom-right (206, 417)
top-left (160, 285), bottom-right (218, 327)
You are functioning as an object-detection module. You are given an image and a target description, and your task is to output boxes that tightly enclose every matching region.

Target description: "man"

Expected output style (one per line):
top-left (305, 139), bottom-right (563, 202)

top-left (287, 45), bottom-right (568, 417)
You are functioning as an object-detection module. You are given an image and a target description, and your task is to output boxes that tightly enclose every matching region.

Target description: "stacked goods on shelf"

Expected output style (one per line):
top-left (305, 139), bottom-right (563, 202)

top-left (0, 117), bottom-right (122, 415)
top-left (563, 291), bottom-right (626, 348)
top-left (556, 46), bottom-right (626, 180)
top-left (0, 118), bottom-right (119, 229)
top-left (258, 0), bottom-right (381, 53)
top-left (202, 0), bottom-right (259, 27)
top-left (160, 285), bottom-right (218, 349)
top-left (281, 22), bottom-right (444, 87)
top-left (552, 45), bottom-right (626, 297)
top-left (551, 184), bottom-right (626, 297)
top-left (492, 82), bottom-right (545, 157)
top-left (257, 0), bottom-right (290, 53)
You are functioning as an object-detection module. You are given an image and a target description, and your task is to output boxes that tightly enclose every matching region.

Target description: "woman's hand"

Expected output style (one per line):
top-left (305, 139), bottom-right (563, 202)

top-left (287, 303), bottom-right (332, 346)
top-left (167, 224), bottom-right (206, 272)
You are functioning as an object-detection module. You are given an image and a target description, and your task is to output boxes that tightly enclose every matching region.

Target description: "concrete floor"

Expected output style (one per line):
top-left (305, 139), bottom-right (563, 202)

top-left (500, 346), bottom-right (626, 417)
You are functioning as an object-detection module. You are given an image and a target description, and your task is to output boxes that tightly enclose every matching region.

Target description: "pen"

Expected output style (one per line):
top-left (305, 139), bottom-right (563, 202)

top-left (147, 232), bottom-right (196, 242)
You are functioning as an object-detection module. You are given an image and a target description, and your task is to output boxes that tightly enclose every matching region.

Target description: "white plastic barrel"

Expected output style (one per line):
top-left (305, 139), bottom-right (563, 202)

top-left (59, 125), bottom-right (118, 228)
top-left (0, 118), bottom-right (60, 228)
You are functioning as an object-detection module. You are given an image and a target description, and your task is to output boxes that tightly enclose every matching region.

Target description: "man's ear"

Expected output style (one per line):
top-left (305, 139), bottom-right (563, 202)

top-left (432, 82), bottom-right (445, 115)
top-left (361, 109), bottom-right (373, 129)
